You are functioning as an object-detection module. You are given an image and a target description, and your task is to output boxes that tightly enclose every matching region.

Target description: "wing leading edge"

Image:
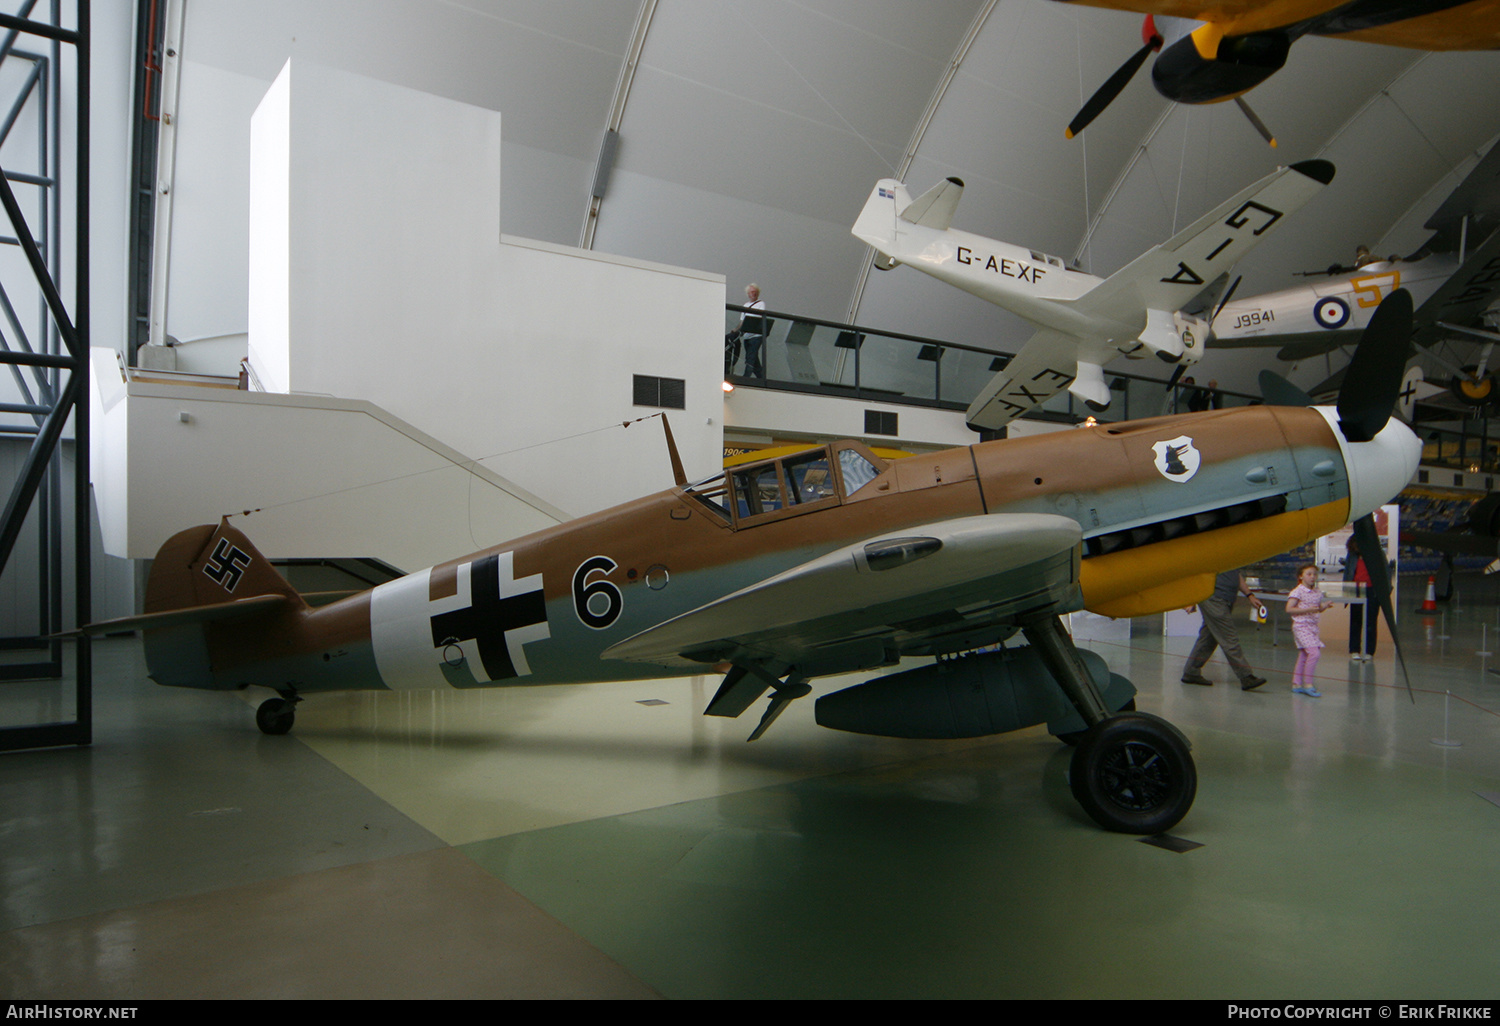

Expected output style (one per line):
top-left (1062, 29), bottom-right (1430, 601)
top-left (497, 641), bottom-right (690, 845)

top-left (602, 514), bottom-right (1084, 673)
top-left (963, 161), bottom-right (1332, 431)
top-left (1076, 160), bottom-right (1335, 322)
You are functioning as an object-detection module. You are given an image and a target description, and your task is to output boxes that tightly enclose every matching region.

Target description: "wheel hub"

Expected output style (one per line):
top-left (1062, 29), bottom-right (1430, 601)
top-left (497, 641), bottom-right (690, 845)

top-left (1101, 740), bottom-right (1169, 811)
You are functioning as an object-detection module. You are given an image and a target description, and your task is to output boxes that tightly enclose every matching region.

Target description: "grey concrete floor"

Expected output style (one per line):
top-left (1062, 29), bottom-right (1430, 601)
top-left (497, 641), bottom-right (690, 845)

top-left (2, 575), bottom-right (1499, 999)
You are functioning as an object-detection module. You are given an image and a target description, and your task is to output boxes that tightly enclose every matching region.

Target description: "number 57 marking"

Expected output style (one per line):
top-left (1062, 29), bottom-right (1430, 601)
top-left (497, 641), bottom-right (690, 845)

top-left (1351, 270), bottom-right (1401, 308)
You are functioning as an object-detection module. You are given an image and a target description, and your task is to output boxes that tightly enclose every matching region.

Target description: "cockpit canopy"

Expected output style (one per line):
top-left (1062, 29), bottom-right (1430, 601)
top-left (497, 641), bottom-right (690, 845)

top-left (684, 443), bottom-right (885, 526)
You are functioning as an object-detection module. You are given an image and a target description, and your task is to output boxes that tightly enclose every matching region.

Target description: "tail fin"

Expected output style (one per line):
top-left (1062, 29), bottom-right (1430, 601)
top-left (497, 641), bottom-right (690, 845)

top-left (146, 519), bottom-right (306, 615)
top-left (135, 521), bottom-right (307, 691)
top-left (852, 178), bottom-right (909, 257)
top-left (899, 177), bottom-right (964, 231)
top-left (56, 521), bottom-right (305, 690)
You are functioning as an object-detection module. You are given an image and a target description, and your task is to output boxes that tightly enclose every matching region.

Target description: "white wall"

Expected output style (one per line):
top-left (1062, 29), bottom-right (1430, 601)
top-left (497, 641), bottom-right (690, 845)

top-left (91, 349), bottom-right (566, 570)
top-left (248, 60), bottom-right (723, 519)
top-left (723, 387), bottom-right (976, 452)
top-left (246, 64), bottom-right (292, 393)
top-left (159, 59), bottom-right (264, 347)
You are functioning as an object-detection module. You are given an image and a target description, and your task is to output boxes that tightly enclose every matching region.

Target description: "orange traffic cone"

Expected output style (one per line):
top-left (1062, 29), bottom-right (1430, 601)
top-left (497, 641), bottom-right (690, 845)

top-left (1419, 575), bottom-right (1438, 613)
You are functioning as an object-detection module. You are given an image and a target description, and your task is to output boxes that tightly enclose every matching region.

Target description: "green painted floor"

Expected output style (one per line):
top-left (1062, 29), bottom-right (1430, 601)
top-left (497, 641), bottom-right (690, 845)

top-left (3, 578), bottom-right (1499, 998)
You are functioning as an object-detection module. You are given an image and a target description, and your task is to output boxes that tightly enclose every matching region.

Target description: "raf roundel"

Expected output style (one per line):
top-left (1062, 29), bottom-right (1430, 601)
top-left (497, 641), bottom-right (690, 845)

top-left (1313, 296), bottom-right (1350, 329)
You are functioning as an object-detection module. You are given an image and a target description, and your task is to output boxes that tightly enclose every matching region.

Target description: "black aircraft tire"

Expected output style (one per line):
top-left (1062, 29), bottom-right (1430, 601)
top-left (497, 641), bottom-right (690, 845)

top-left (1069, 713), bottom-right (1195, 834)
top-left (256, 698), bottom-right (296, 736)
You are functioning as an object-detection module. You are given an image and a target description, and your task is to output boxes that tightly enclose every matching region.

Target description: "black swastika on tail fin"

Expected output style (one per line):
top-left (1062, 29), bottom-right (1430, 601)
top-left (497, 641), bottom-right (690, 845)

top-left (202, 538), bottom-right (252, 592)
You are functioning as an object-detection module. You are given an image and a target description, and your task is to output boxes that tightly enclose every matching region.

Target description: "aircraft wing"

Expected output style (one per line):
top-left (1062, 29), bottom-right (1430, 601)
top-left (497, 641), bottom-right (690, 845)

top-left (1049, 1), bottom-right (1282, 18)
top-left (964, 329), bottom-right (1079, 432)
top-left (1422, 141), bottom-right (1500, 248)
top-left (602, 514), bottom-right (1083, 672)
top-left (1411, 225), bottom-right (1500, 345)
top-left (1403, 529), bottom-right (1500, 559)
top-left (1075, 160), bottom-right (1334, 323)
top-left (1048, 1), bottom-right (1500, 43)
top-left (1208, 328), bottom-right (1360, 356)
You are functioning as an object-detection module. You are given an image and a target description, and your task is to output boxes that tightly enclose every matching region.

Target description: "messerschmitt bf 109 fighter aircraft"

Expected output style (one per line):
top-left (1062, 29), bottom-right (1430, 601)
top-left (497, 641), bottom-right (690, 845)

top-left (1057, 0), bottom-right (1500, 143)
top-left (72, 293), bottom-right (1419, 835)
top-left (1212, 142), bottom-right (1500, 405)
top-left (853, 160), bottom-right (1333, 431)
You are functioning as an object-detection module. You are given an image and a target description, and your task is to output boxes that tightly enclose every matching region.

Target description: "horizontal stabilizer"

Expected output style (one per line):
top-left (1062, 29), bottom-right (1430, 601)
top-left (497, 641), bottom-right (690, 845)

top-left (899, 177), bottom-right (964, 231)
top-left (55, 593), bottom-right (292, 638)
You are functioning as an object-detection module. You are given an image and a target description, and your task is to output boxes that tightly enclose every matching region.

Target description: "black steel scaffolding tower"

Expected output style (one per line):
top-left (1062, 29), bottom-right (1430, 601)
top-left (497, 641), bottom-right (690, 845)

top-left (0, 0), bottom-right (90, 751)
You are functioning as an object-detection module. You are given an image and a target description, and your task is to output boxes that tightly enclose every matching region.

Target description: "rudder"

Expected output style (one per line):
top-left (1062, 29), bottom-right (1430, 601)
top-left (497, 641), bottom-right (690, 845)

top-left (146, 518), bottom-right (306, 615)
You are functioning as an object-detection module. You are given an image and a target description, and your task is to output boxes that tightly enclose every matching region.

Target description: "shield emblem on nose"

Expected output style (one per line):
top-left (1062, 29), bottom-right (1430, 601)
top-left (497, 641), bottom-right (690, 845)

top-left (1152, 435), bottom-right (1200, 483)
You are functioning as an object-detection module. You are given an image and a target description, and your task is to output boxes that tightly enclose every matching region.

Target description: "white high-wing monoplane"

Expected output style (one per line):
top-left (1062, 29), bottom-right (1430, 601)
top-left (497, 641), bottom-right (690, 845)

top-left (852, 161), bottom-right (1334, 431)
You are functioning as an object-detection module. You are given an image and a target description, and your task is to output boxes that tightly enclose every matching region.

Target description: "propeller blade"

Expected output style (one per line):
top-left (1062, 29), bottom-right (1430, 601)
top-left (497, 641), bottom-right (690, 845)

top-left (1234, 97), bottom-right (1277, 148)
top-left (1337, 289), bottom-right (1414, 443)
top-left (1259, 369), bottom-right (1313, 407)
top-left (1165, 363), bottom-right (1188, 392)
top-left (1067, 35), bottom-right (1161, 139)
top-left (1350, 515), bottom-right (1413, 702)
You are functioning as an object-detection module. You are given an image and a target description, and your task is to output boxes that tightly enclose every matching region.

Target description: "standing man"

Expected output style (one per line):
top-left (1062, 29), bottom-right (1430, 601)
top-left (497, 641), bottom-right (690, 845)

top-left (1182, 569), bottom-right (1269, 690)
top-left (1344, 535), bottom-right (1379, 661)
top-left (739, 283), bottom-right (766, 379)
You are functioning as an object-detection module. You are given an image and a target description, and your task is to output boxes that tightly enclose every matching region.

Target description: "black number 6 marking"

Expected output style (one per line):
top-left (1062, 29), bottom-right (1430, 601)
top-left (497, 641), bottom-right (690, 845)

top-left (573, 556), bottom-right (622, 629)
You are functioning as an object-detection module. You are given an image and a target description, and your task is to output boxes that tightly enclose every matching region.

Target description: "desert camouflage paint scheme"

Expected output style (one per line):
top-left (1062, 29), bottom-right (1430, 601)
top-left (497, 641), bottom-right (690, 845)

top-left (92, 392), bottom-right (1418, 834)
top-left (136, 404), bottom-right (1394, 694)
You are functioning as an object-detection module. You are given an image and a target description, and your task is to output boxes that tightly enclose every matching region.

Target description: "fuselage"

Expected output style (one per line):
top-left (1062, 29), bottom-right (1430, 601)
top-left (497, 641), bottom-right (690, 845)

top-left (1213, 257), bottom-right (1455, 345)
top-left (855, 220), bottom-right (1119, 341)
top-left (154, 404), bottom-right (1419, 696)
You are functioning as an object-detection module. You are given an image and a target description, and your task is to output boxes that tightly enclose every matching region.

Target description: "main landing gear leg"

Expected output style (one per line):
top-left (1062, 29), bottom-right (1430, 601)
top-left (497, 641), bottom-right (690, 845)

top-left (1022, 615), bottom-right (1111, 728)
top-left (1023, 615), bottom-right (1197, 834)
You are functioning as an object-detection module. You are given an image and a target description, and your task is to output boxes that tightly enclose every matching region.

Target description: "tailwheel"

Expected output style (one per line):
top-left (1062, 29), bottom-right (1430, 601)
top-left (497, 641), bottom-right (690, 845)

top-left (1069, 712), bottom-right (1195, 834)
top-left (256, 696), bottom-right (298, 736)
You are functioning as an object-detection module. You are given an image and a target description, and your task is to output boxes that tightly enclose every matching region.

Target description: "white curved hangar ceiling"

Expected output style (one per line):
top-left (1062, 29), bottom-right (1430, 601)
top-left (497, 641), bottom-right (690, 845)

top-left (171, 0), bottom-right (1500, 389)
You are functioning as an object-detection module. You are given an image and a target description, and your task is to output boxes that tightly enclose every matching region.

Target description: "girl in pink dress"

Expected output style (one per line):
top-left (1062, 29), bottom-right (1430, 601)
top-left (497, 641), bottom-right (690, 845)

top-left (1287, 564), bottom-right (1336, 697)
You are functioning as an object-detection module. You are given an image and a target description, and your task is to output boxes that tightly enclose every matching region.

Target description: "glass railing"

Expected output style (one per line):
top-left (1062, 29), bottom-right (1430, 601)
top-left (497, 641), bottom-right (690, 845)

top-left (724, 304), bottom-right (1259, 424)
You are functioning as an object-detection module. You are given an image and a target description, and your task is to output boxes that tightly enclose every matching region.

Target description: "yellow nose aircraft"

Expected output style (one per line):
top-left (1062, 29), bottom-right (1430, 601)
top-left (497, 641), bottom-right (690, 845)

top-left (72, 293), bottom-right (1422, 836)
top-left (1059, 0), bottom-right (1500, 142)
